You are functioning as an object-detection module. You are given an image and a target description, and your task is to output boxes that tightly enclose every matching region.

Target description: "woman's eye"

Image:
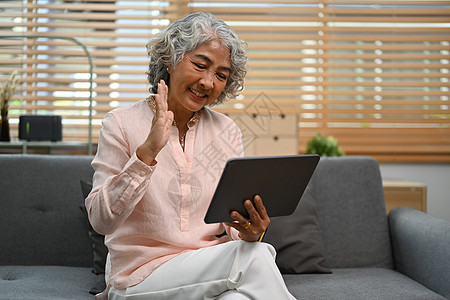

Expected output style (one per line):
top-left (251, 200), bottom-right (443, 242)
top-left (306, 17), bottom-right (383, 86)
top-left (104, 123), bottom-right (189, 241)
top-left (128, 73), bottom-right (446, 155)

top-left (193, 62), bottom-right (206, 69)
top-left (217, 73), bottom-right (227, 80)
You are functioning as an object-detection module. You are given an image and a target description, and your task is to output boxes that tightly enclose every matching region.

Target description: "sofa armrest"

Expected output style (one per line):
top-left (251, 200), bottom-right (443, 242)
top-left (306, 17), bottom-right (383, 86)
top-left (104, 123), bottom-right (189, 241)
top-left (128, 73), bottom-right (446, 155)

top-left (389, 207), bottom-right (450, 299)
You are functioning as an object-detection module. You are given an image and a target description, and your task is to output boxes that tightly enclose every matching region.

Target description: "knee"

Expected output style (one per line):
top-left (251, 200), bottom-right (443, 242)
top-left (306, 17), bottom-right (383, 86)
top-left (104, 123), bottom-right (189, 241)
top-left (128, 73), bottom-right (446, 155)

top-left (217, 290), bottom-right (252, 300)
top-left (235, 240), bottom-right (276, 260)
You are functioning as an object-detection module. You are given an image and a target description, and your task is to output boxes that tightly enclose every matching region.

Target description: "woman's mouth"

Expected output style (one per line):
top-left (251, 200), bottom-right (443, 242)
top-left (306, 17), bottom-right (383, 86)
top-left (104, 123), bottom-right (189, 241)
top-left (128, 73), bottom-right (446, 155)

top-left (189, 88), bottom-right (207, 99)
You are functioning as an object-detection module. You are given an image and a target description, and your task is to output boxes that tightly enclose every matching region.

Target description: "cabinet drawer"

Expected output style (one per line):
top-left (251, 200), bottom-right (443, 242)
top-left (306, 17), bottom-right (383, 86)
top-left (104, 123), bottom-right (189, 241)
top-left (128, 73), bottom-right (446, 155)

top-left (383, 180), bottom-right (427, 213)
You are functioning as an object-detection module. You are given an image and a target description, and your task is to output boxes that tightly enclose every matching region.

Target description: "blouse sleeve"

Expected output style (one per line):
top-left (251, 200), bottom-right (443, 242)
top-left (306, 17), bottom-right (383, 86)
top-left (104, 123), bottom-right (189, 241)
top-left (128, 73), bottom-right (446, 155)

top-left (222, 120), bottom-right (245, 240)
top-left (85, 112), bottom-right (155, 235)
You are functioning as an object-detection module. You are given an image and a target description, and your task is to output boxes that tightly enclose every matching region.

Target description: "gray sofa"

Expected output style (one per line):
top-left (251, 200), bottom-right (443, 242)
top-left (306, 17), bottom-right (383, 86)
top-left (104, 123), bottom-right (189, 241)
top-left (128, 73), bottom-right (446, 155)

top-left (0, 154), bottom-right (449, 300)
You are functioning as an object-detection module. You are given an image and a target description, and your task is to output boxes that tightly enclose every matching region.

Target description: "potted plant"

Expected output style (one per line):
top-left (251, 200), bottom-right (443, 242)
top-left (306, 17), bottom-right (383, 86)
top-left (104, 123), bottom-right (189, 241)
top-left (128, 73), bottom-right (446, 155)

top-left (0, 71), bottom-right (20, 141)
top-left (304, 133), bottom-right (344, 157)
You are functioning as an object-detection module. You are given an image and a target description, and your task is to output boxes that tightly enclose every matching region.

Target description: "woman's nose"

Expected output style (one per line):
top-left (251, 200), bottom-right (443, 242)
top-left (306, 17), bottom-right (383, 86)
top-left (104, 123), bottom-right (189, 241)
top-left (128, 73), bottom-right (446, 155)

top-left (199, 70), bottom-right (214, 89)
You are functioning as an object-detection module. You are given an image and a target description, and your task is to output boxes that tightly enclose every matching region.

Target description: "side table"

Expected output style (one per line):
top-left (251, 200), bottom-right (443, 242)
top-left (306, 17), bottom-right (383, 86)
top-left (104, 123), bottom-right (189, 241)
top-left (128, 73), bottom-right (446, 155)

top-left (382, 180), bottom-right (427, 213)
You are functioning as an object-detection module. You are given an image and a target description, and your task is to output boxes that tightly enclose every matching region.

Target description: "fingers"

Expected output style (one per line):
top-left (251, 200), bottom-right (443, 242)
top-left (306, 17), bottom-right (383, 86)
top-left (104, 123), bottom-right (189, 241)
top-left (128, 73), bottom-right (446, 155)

top-left (152, 80), bottom-right (173, 129)
top-left (243, 199), bottom-right (262, 228)
top-left (139, 80), bottom-right (172, 164)
top-left (252, 195), bottom-right (270, 222)
top-left (242, 195), bottom-right (269, 225)
top-left (154, 80), bottom-right (169, 117)
top-left (159, 80), bottom-right (174, 128)
top-left (229, 209), bottom-right (254, 230)
top-left (165, 110), bottom-right (174, 130)
top-left (226, 195), bottom-right (270, 242)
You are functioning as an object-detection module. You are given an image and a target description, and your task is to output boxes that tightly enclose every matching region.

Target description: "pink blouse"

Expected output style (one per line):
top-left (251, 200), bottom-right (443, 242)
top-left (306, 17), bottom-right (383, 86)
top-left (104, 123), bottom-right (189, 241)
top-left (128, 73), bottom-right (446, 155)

top-left (85, 99), bottom-right (244, 293)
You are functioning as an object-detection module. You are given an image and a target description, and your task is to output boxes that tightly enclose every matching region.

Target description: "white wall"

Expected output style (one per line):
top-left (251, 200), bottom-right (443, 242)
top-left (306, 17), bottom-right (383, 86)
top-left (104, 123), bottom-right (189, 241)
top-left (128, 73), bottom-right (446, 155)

top-left (379, 163), bottom-right (450, 222)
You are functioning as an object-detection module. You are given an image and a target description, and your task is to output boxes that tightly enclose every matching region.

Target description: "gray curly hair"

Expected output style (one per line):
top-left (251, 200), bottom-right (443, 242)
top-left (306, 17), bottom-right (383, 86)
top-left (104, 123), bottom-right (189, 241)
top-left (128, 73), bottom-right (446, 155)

top-left (146, 12), bottom-right (248, 105)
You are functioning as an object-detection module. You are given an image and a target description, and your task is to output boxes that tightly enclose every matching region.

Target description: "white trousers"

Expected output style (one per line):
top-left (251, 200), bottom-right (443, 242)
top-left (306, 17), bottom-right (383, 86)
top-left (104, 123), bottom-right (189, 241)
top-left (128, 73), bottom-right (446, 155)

top-left (109, 240), bottom-right (296, 300)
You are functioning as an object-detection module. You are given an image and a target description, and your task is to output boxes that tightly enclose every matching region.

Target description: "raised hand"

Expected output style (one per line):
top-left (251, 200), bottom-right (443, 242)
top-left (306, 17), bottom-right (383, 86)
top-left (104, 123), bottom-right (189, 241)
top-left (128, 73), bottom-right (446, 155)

top-left (137, 80), bottom-right (174, 165)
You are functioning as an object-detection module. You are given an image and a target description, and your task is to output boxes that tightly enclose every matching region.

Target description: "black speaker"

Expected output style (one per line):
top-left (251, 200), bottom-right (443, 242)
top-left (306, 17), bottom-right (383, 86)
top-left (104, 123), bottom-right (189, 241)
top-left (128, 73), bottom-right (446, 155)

top-left (19, 115), bottom-right (62, 141)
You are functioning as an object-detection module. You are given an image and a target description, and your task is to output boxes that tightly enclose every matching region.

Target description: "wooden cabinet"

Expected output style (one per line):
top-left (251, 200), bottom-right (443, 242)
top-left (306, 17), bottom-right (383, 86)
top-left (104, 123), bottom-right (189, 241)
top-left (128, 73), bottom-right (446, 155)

top-left (382, 180), bottom-right (427, 213)
top-left (228, 113), bottom-right (298, 156)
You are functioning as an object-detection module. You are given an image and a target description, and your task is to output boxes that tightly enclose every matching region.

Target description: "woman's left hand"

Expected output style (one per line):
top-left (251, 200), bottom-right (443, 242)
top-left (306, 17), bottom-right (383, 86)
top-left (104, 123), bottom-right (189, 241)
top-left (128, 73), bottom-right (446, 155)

top-left (225, 195), bottom-right (270, 242)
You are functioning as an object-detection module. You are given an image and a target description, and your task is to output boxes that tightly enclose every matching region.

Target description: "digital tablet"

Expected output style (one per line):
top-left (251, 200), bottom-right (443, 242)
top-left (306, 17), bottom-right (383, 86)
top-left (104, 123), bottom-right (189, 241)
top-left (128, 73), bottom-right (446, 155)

top-left (204, 154), bottom-right (320, 224)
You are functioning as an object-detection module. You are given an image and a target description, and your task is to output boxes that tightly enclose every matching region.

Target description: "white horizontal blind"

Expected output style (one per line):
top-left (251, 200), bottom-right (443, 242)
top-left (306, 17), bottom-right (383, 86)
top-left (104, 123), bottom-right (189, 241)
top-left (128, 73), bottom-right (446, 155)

top-left (188, 0), bottom-right (450, 162)
top-left (1, 0), bottom-right (449, 161)
top-left (0, 0), bottom-right (176, 144)
top-left (315, 1), bottom-right (450, 162)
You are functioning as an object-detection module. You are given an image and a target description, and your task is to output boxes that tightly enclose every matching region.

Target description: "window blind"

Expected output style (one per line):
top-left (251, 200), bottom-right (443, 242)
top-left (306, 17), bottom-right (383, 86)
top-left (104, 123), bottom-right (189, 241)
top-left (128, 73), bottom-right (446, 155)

top-left (0, 0), bottom-right (449, 162)
top-left (189, 0), bottom-right (450, 162)
top-left (0, 0), bottom-right (176, 146)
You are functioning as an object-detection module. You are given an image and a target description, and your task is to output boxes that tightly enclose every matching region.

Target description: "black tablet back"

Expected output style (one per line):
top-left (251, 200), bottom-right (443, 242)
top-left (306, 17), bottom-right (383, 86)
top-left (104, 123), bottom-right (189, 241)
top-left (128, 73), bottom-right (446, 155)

top-left (204, 154), bottom-right (320, 223)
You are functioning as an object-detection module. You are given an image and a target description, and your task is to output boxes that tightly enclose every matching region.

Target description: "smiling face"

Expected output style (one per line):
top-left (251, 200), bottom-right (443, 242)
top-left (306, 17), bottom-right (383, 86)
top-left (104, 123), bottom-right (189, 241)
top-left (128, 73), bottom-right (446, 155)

top-left (167, 39), bottom-right (231, 118)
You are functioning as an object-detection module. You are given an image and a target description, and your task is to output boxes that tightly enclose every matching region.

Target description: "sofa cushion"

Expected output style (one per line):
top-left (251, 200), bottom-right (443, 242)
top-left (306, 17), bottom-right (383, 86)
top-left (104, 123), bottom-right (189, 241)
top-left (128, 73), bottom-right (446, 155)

top-left (80, 180), bottom-right (108, 275)
top-left (0, 265), bottom-right (97, 300)
top-left (310, 156), bottom-right (394, 269)
top-left (0, 155), bottom-right (95, 267)
top-left (283, 268), bottom-right (447, 300)
top-left (80, 179), bottom-right (108, 295)
top-left (264, 185), bottom-right (331, 274)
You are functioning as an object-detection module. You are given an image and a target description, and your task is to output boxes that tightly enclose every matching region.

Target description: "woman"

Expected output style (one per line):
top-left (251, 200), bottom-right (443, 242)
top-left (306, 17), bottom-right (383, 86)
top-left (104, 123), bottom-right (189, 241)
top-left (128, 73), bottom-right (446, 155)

top-left (86, 12), bottom-right (296, 300)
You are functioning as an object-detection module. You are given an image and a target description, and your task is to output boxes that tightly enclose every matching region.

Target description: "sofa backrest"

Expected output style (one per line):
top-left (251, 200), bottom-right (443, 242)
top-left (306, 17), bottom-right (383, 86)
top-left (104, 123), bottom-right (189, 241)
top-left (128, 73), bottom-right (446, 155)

top-left (310, 156), bottom-right (394, 269)
top-left (0, 154), bottom-right (393, 270)
top-left (0, 154), bottom-right (94, 267)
